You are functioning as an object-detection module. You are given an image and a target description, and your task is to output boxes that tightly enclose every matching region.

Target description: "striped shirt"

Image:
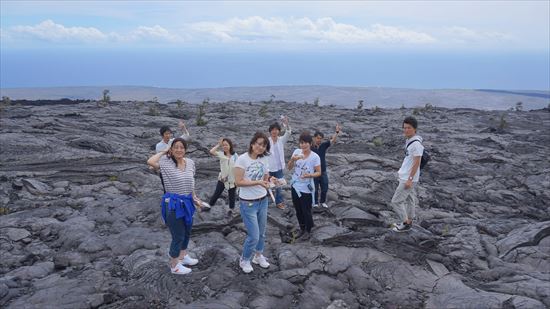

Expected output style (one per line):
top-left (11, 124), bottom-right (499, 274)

top-left (159, 156), bottom-right (195, 195)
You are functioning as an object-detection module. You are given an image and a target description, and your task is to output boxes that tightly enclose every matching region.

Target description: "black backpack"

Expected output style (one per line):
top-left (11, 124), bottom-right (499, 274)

top-left (406, 140), bottom-right (430, 169)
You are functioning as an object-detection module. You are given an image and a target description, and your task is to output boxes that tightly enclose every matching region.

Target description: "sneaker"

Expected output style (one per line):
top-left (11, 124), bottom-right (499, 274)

top-left (313, 203), bottom-right (319, 208)
top-left (252, 254), bottom-right (270, 268)
top-left (239, 258), bottom-right (253, 273)
top-left (180, 254), bottom-right (199, 266)
top-left (276, 203), bottom-right (286, 210)
top-left (201, 202), bottom-right (211, 211)
top-left (227, 209), bottom-right (233, 217)
top-left (321, 203), bottom-right (329, 208)
top-left (170, 262), bottom-right (192, 275)
top-left (392, 222), bottom-right (412, 232)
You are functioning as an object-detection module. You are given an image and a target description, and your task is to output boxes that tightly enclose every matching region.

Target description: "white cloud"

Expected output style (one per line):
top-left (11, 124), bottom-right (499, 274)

top-left (131, 25), bottom-right (182, 42)
top-left (444, 26), bottom-right (512, 43)
top-left (188, 16), bottom-right (436, 44)
top-left (4, 18), bottom-right (518, 49)
top-left (11, 19), bottom-right (109, 43)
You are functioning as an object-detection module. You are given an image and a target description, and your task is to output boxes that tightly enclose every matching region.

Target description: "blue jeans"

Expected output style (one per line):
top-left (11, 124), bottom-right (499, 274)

top-left (314, 172), bottom-right (329, 204)
top-left (269, 169), bottom-right (284, 205)
top-left (240, 196), bottom-right (268, 261)
top-left (166, 210), bottom-right (192, 258)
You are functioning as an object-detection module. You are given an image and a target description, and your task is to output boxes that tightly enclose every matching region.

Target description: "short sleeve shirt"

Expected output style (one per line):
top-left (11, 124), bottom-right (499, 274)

top-left (159, 156), bottom-right (195, 195)
top-left (234, 153), bottom-right (269, 200)
top-left (291, 149), bottom-right (321, 193)
top-left (398, 136), bottom-right (424, 182)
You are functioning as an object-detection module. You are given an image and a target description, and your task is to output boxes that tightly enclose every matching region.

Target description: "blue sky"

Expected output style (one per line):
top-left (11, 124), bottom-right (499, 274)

top-left (1, 1), bottom-right (549, 89)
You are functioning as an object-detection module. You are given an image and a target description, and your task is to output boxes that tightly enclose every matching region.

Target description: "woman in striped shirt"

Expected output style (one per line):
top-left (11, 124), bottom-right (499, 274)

top-left (147, 137), bottom-right (202, 275)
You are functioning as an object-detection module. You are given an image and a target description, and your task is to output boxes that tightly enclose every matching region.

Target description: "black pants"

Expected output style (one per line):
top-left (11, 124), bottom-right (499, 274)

top-left (209, 180), bottom-right (236, 209)
top-left (291, 189), bottom-right (314, 232)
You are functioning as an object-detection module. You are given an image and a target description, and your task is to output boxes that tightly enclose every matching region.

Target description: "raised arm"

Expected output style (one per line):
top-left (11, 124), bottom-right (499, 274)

top-left (330, 123), bottom-right (341, 144)
top-left (178, 120), bottom-right (190, 139)
top-left (280, 116), bottom-right (292, 144)
top-left (147, 148), bottom-right (169, 170)
top-left (209, 138), bottom-right (223, 156)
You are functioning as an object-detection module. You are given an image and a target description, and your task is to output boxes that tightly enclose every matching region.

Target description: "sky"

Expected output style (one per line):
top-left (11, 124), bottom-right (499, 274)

top-left (1, 1), bottom-right (549, 89)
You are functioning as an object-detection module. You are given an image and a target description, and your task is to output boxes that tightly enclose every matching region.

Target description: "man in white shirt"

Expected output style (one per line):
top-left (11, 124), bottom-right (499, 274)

top-left (155, 120), bottom-right (191, 193)
top-left (267, 116), bottom-right (291, 210)
top-left (391, 116), bottom-right (424, 232)
top-left (156, 120), bottom-right (190, 153)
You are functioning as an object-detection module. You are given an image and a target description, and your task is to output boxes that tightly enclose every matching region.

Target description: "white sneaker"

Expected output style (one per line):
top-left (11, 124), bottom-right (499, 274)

top-left (201, 202), bottom-right (211, 211)
top-left (313, 203), bottom-right (319, 208)
top-left (239, 258), bottom-right (253, 273)
top-left (321, 203), bottom-right (329, 208)
top-left (180, 254), bottom-right (199, 266)
top-left (170, 262), bottom-right (192, 275)
top-left (252, 254), bottom-right (270, 268)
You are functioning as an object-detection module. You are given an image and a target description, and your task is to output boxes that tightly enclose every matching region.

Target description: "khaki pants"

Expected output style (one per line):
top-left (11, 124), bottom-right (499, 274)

top-left (391, 181), bottom-right (418, 222)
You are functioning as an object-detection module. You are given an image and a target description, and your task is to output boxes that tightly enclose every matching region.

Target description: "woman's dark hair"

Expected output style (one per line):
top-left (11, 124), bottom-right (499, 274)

top-left (403, 116), bottom-right (418, 130)
top-left (299, 131), bottom-right (313, 144)
top-left (268, 122), bottom-right (282, 133)
top-left (248, 132), bottom-right (270, 157)
top-left (168, 138), bottom-right (188, 166)
top-left (222, 138), bottom-right (236, 155)
top-left (160, 126), bottom-right (172, 136)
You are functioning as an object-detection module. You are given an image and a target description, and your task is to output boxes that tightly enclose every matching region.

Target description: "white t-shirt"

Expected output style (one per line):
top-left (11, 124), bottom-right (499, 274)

top-left (155, 133), bottom-right (190, 153)
top-left (291, 149), bottom-right (321, 193)
top-left (398, 135), bottom-right (424, 182)
top-left (234, 152), bottom-right (269, 200)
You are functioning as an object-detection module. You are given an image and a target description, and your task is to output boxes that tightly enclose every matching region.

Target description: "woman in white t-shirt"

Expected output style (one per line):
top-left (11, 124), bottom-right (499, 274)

top-left (234, 132), bottom-right (277, 274)
top-left (287, 132), bottom-right (321, 241)
top-left (206, 138), bottom-right (238, 216)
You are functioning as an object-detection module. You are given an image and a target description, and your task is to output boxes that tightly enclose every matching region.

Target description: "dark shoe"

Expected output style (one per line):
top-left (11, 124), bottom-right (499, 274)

top-left (227, 209), bottom-right (233, 217)
top-left (294, 230), bottom-right (305, 240)
top-left (392, 222), bottom-right (412, 232)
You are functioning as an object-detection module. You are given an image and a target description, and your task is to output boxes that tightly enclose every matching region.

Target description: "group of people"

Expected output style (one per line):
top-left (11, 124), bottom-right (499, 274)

top-left (147, 115), bottom-right (425, 275)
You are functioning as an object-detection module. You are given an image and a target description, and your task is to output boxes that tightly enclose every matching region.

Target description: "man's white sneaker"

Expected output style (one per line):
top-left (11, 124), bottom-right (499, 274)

top-left (321, 203), bottom-right (329, 208)
top-left (239, 258), bottom-right (253, 273)
top-left (170, 262), bottom-right (192, 275)
top-left (252, 254), bottom-right (270, 268)
top-left (180, 254), bottom-right (199, 266)
top-left (313, 204), bottom-right (319, 208)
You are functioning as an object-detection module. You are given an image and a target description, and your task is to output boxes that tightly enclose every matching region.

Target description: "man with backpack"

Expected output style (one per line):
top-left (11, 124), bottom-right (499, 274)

top-left (391, 116), bottom-right (428, 232)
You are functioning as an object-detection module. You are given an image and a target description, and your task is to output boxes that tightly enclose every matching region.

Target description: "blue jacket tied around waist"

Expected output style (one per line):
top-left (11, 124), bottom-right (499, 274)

top-left (161, 192), bottom-right (196, 225)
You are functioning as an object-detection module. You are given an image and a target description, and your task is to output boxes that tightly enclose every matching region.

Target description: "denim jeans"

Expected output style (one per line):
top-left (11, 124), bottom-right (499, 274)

top-left (209, 180), bottom-right (236, 209)
top-left (240, 196), bottom-right (268, 261)
top-left (269, 169), bottom-right (284, 205)
top-left (166, 210), bottom-right (192, 258)
top-left (314, 172), bottom-right (329, 204)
